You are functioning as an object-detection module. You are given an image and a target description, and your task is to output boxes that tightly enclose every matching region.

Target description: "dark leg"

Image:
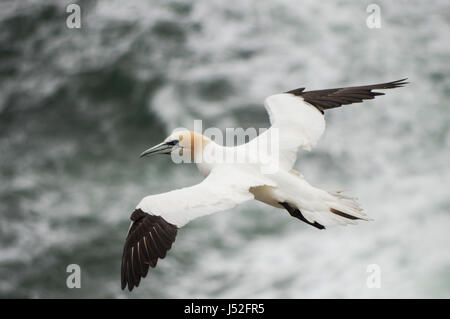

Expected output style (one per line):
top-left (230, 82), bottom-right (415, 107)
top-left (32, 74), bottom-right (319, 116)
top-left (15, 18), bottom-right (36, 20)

top-left (279, 202), bottom-right (325, 230)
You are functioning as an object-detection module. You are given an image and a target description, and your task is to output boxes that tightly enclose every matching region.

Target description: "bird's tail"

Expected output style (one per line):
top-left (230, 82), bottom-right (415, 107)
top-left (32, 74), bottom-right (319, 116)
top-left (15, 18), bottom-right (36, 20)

top-left (325, 191), bottom-right (372, 224)
top-left (280, 191), bottom-right (372, 229)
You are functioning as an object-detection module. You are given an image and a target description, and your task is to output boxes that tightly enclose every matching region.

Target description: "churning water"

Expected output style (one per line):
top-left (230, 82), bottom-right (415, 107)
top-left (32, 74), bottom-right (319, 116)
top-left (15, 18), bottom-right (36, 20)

top-left (0, 0), bottom-right (449, 298)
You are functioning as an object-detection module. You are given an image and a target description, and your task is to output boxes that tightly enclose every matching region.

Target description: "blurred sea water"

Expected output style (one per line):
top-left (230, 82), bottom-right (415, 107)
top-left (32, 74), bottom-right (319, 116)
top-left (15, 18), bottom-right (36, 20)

top-left (0, 0), bottom-right (449, 298)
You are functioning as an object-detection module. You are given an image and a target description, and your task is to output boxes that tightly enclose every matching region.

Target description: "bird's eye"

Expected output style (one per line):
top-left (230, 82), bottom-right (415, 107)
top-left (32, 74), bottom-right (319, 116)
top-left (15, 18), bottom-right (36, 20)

top-left (166, 140), bottom-right (179, 146)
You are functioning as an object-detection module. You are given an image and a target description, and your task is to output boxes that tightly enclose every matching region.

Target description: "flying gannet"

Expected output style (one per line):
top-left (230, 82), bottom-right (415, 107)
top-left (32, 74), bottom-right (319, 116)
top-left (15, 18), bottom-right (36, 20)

top-left (121, 79), bottom-right (408, 291)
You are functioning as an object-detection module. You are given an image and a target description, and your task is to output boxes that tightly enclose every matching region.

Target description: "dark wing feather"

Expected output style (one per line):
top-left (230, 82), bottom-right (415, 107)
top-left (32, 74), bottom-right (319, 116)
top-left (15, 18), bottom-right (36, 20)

top-left (121, 209), bottom-right (178, 291)
top-left (286, 78), bottom-right (408, 113)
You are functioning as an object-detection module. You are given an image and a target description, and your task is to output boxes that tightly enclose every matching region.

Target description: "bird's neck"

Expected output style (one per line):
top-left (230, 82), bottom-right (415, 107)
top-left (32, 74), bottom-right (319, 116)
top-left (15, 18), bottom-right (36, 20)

top-left (189, 132), bottom-right (211, 159)
top-left (189, 133), bottom-right (223, 177)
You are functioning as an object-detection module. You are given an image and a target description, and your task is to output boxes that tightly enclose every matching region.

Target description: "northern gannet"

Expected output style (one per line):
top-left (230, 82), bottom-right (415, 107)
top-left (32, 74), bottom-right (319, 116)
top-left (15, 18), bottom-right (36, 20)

top-left (121, 79), bottom-right (408, 291)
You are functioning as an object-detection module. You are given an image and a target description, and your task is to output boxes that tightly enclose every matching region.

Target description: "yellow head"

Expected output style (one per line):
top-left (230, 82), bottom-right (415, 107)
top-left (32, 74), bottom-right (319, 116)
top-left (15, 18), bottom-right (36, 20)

top-left (140, 130), bottom-right (211, 162)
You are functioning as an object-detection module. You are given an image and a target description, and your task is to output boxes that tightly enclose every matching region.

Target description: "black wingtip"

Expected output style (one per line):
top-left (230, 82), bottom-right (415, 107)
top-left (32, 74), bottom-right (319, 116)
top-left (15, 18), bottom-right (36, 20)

top-left (387, 78), bottom-right (409, 88)
top-left (121, 281), bottom-right (134, 291)
top-left (121, 209), bottom-right (178, 292)
top-left (394, 78), bottom-right (409, 86)
top-left (285, 87), bottom-right (305, 95)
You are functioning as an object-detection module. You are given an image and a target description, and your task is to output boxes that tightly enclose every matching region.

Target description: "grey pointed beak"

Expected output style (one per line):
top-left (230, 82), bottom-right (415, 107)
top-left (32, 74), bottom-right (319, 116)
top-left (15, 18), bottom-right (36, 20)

top-left (139, 140), bottom-right (179, 157)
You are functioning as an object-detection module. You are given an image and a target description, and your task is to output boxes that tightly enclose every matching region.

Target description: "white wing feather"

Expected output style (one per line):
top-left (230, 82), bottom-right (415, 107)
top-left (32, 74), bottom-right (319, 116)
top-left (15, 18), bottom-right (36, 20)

top-left (261, 93), bottom-right (326, 169)
top-left (137, 165), bottom-right (275, 227)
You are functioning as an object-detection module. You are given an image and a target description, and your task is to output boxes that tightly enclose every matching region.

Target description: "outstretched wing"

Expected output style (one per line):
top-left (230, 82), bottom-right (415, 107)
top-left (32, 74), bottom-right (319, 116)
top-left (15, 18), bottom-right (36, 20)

top-left (262, 79), bottom-right (408, 169)
top-left (286, 78), bottom-right (408, 113)
top-left (121, 165), bottom-right (274, 291)
top-left (136, 165), bottom-right (274, 227)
